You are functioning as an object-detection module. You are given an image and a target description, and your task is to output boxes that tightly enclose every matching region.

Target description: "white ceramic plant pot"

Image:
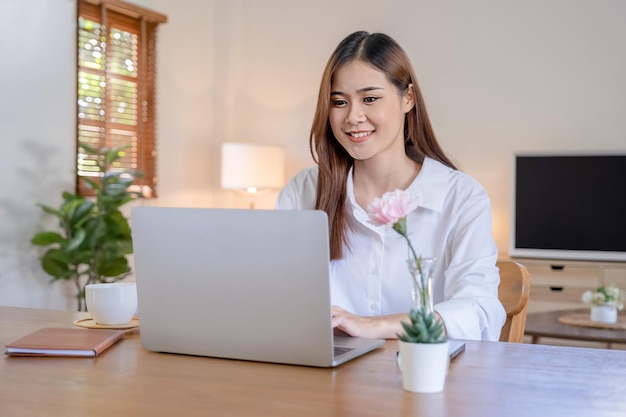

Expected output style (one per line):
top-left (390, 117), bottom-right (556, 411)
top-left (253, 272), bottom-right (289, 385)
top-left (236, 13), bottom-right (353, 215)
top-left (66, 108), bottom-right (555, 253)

top-left (398, 340), bottom-right (449, 393)
top-left (590, 305), bottom-right (618, 323)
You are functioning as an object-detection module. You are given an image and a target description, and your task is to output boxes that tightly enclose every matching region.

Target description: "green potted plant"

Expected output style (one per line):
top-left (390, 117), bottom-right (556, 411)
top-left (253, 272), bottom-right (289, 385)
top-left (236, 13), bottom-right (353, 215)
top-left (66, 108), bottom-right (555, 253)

top-left (31, 144), bottom-right (142, 311)
top-left (367, 190), bottom-right (449, 393)
top-left (398, 305), bottom-right (448, 344)
top-left (582, 284), bottom-right (624, 323)
top-left (395, 264), bottom-right (450, 394)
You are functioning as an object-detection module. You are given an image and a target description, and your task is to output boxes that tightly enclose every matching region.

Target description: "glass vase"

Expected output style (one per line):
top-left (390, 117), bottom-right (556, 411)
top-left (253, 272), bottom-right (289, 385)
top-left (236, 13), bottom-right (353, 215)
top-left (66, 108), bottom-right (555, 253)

top-left (406, 257), bottom-right (436, 315)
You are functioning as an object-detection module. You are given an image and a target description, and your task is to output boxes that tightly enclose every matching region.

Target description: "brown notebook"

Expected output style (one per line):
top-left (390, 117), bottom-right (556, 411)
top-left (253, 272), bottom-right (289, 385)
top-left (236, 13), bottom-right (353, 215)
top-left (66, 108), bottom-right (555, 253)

top-left (5, 327), bottom-right (125, 357)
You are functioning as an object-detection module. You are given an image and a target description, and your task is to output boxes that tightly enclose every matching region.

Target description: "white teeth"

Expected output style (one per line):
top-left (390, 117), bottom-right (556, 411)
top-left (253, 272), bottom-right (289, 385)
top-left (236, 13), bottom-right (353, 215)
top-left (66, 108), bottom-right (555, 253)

top-left (350, 131), bottom-right (371, 138)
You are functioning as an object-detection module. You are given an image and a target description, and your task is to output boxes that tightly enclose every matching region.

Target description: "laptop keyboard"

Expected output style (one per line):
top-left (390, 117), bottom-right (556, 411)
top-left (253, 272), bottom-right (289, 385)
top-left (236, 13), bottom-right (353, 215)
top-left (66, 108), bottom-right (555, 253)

top-left (333, 346), bottom-right (355, 357)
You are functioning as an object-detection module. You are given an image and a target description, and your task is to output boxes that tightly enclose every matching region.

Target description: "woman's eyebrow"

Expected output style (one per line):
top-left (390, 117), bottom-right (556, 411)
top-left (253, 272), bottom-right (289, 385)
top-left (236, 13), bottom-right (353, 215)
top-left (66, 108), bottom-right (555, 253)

top-left (330, 86), bottom-right (384, 96)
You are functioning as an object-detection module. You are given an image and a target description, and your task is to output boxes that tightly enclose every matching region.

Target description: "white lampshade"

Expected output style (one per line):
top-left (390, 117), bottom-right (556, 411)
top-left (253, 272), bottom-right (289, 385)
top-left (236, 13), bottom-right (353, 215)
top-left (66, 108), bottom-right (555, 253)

top-left (221, 142), bottom-right (286, 193)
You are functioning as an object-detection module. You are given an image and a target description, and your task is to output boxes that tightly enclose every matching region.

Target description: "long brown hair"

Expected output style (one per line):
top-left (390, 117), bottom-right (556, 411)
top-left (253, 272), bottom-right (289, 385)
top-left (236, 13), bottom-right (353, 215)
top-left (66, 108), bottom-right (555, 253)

top-left (310, 31), bottom-right (457, 260)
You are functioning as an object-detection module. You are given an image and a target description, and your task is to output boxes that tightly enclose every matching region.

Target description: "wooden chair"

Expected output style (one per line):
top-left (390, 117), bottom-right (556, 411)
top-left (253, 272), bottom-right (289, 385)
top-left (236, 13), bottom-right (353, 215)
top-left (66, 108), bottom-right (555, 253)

top-left (496, 260), bottom-right (531, 343)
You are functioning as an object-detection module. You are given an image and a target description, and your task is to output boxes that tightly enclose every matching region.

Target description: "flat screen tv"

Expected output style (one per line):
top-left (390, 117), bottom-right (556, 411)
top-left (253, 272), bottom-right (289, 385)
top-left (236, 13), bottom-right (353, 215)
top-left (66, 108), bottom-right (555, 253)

top-left (510, 153), bottom-right (626, 262)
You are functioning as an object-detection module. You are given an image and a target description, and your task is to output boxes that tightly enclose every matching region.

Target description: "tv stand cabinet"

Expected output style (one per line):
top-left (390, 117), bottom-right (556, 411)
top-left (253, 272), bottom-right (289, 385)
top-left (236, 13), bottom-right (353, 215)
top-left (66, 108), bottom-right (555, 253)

top-left (509, 257), bottom-right (626, 314)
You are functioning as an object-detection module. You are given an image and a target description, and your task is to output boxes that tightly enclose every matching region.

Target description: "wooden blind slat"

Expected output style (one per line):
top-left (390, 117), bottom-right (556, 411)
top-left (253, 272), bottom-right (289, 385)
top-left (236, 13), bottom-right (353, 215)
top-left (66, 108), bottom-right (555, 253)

top-left (80, 0), bottom-right (167, 24)
top-left (77, 0), bottom-right (164, 198)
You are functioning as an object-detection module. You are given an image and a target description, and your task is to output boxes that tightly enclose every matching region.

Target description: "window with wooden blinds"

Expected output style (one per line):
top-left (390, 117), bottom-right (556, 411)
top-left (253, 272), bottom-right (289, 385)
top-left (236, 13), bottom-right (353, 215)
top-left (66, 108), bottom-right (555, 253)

top-left (77, 0), bottom-right (167, 197)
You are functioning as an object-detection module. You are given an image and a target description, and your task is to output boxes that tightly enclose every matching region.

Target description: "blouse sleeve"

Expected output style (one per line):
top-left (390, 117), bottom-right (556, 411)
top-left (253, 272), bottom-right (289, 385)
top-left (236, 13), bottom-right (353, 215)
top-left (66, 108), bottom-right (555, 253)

top-left (275, 166), bottom-right (318, 210)
top-left (434, 189), bottom-right (506, 341)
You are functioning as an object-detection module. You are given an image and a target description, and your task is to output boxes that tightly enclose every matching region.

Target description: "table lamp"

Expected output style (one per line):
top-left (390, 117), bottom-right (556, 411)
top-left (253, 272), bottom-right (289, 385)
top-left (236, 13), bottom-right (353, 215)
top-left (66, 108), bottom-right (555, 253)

top-left (221, 142), bottom-right (286, 209)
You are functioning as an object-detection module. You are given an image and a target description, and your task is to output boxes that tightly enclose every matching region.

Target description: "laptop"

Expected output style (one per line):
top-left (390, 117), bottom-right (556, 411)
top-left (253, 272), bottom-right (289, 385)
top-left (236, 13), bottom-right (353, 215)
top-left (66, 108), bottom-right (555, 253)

top-left (130, 207), bottom-right (385, 367)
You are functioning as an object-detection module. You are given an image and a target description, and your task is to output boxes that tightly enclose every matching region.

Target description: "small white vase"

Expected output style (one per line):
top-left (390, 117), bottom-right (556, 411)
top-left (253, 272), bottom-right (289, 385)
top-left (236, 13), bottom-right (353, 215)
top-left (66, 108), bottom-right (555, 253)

top-left (590, 305), bottom-right (618, 323)
top-left (398, 340), bottom-right (450, 393)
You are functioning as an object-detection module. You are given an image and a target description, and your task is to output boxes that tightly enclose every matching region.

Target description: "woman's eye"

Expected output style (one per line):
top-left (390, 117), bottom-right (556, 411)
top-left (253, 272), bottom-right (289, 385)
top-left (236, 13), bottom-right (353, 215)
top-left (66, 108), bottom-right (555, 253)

top-left (364, 96), bottom-right (379, 103)
top-left (332, 99), bottom-right (347, 107)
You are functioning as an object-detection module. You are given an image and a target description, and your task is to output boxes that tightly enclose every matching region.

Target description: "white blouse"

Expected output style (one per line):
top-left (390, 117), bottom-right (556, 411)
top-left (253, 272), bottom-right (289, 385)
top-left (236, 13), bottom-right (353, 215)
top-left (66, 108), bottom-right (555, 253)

top-left (275, 157), bottom-right (506, 341)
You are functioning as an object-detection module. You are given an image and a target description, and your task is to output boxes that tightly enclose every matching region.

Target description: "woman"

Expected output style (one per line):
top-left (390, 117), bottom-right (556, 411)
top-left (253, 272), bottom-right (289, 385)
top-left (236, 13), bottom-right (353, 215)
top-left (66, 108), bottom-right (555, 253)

top-left (276, 31), bottom-right (505, 341)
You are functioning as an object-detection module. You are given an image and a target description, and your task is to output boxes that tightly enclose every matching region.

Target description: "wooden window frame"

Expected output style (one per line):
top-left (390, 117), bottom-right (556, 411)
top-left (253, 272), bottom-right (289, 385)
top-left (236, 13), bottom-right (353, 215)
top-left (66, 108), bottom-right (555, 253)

top-left (77, 0), bottom-right (167, 197)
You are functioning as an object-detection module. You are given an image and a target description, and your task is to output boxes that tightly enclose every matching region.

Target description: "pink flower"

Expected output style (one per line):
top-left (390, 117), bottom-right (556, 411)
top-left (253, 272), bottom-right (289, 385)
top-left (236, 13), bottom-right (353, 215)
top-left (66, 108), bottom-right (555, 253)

top-left (367, 189), bottom-right (419, 228)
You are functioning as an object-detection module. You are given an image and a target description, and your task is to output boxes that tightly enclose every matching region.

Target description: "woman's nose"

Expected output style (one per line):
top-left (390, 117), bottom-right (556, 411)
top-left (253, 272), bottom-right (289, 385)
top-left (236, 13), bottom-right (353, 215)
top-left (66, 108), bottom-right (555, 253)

top-left (346, 103), bottom-right (366, 125)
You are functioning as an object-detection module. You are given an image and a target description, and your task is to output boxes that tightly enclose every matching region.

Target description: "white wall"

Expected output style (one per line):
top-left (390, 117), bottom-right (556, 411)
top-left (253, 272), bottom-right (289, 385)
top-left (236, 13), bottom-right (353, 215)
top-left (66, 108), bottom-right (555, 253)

top-left (0, 0), bottom-right (78, 308)
top-left (1, 0), bottom-right (625, 309)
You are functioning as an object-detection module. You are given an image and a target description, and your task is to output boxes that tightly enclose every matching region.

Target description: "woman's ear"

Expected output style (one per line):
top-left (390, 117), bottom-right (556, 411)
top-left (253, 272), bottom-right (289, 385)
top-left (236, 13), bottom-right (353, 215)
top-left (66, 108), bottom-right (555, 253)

top-left (403, 84), bottom-right (416, 113)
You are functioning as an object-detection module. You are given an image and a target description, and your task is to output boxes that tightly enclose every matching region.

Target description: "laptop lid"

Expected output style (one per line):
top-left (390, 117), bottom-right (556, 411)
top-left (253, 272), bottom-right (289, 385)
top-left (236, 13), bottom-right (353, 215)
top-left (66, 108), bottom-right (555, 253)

top-left (131, 207), bottom-right (384, 367)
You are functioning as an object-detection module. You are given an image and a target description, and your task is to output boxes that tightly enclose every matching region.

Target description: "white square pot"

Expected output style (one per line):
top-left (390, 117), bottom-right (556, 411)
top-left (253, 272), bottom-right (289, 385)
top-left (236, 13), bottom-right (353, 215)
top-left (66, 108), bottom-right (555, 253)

top-left (398, 340), bottom-right (449, 393)
top-left (590, 305), bottom-right (618, 323)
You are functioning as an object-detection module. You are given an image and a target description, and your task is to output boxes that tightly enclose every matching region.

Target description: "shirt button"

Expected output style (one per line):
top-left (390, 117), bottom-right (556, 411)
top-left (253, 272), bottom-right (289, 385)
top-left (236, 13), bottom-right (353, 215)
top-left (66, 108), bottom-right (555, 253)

top-left (371, 267), bottom-right (379, 275)
top-left (370, 303), bottom-right (377, 310)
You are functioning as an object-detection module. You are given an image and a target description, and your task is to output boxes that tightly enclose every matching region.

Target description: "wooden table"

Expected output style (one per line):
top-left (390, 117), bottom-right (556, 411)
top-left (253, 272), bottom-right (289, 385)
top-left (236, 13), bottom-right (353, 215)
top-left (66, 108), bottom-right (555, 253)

top-left (525, 308), bottom-right (626, 348)
top-left (2, 306), bottom-right (626, 417)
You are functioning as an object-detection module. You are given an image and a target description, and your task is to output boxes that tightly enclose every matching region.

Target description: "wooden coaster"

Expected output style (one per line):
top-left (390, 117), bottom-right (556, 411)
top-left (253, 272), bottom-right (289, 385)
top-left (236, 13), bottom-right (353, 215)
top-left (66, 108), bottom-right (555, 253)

top-left (558, 313), bottom-right (626, 330)
top-left (74, 317), bottom-right (140, 331)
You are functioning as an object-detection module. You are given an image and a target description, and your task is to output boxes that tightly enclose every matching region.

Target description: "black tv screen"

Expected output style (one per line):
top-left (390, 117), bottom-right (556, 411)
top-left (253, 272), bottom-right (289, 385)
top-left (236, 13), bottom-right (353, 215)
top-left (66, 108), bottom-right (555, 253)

top-left (510, 153), bottom-right (626, 262)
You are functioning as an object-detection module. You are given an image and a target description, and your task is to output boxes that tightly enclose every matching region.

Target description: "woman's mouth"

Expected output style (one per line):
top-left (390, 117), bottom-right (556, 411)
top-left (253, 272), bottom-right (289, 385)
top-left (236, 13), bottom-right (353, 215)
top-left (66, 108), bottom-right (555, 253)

top-left (347, 131), bottom-right (373, 143)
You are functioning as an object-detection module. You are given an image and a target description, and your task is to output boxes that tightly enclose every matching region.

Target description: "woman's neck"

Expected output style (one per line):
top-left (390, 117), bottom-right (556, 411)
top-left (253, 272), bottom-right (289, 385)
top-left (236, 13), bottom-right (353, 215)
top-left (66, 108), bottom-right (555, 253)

top-left (352, 153), bottom-right (422, 210)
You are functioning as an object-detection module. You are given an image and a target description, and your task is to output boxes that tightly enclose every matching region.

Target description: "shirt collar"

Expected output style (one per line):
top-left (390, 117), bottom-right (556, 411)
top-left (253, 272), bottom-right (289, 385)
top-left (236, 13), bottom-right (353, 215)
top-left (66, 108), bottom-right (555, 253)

top-left (407, 157), bottom-right (450, 213)
top-left (345, 156), bottom-right (451, 215)
top-left (346, 167), bottom-right (359, 211)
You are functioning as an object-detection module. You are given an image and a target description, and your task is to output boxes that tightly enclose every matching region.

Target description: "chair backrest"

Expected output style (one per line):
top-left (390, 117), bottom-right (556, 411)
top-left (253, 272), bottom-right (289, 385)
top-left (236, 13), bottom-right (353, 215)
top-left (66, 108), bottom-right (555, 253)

top-left (496, 260), bottom-right (531, 343)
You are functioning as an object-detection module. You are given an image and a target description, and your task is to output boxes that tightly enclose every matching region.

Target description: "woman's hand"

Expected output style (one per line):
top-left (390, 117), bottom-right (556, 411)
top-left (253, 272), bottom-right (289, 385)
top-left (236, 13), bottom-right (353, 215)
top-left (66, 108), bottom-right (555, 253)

top-left (331, 306), bottom-right (408, 339)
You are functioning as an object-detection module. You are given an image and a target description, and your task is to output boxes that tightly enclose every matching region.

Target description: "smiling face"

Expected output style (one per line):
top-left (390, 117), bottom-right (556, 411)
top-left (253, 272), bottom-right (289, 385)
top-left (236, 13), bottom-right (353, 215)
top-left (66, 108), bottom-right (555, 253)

top-left (329, 60), bottom-right (415, 162)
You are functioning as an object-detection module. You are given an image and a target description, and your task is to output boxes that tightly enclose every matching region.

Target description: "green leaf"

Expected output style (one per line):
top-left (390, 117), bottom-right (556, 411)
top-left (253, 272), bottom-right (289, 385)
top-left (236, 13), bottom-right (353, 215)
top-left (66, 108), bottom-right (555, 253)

top-left (105, 211), bottom-right (132, 237)
top-left (401, 320), bottom-right (418, 337)
top-left (41, 249), bottom-right (72, 278)
top-left (72, 200), bottom-right (95, 221)
top-left (103, 183), bottom-right (130, 197)
top-left (398, 308), bottom-right (448, 344)
top-left (39, 204), bottom-right (63, 219)
top-left (61, 191), bottom-right (80, 201)
top-left (116, 176), bottom-right (135, 186)
top-left (104, 146), bottom-right (129, 166)
top-left (73, 249), bottom-right (94, 265)
top-left (97, 257), bottom-right (129, 277)
top-left (65, 228), bottom-right (87, 252)
top-left (61, 198), bottom-right (87, 222)
top-left (81, 176), bottom-right (101, 191)
top-left (84, 219), bottom-right (107, 247)
top-left (116, 239), bottom-right (134, 255)
top-left (79, 142), bottom-right (99, 155)
top-left (102, 170), bottom-right (123, 180)
top-left (32, 232), bottom-right (65, 246)
top-left (117, 196), bottom-right (135, 206)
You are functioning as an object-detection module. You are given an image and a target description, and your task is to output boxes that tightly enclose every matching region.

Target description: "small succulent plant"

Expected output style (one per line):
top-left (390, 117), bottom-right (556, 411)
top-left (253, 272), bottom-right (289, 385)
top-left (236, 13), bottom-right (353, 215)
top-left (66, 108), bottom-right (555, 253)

top-left (397, 308), bottom-right (448, 344)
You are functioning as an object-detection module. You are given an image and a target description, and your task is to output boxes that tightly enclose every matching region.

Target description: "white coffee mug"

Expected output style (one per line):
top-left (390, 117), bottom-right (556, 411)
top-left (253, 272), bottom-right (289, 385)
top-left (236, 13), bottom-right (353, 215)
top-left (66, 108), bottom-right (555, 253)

top-left (85, 283), bottom-right (137, 325)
